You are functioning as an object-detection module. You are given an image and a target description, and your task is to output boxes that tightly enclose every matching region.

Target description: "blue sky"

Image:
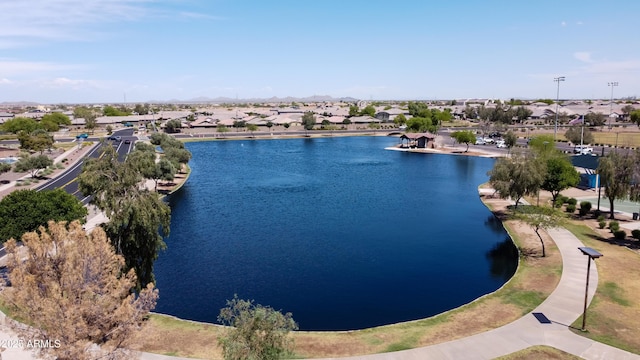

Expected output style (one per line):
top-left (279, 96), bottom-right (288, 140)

top-left (1, 0), bottom-right (638, 103)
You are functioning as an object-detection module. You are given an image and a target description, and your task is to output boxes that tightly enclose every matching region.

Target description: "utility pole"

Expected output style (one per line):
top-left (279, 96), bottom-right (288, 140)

top-left (608, 82), bottom-right (618, 130)
top-left (553, 76), bottom-right (565, 141)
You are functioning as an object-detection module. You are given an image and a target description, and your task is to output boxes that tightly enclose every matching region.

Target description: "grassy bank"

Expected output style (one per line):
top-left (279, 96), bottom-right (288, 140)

top-left (564, 222), bottom-right (640, 354)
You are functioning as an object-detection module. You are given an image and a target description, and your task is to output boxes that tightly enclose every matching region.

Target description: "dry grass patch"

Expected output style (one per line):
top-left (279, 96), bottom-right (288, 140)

top-left (494, 345), bottom-right (582, 360)
top-left (127, 314), bottom-right (224, 359)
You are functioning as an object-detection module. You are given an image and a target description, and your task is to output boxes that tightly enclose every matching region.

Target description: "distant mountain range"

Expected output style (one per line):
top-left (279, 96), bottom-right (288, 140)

top-left (1, 95), bottom-right (359, 106)
top-left (149, 95), bottom-right (360, 104)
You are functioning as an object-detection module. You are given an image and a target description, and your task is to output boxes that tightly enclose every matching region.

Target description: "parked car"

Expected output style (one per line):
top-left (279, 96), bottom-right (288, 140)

top-left (475, 137), bottom-right (486, 145)
top-left (496, 140), bottom-right (507, 148)
top-left (483, 137), bottom-right (495, 144)
top-left (573, 145), bottom-right (593, 154)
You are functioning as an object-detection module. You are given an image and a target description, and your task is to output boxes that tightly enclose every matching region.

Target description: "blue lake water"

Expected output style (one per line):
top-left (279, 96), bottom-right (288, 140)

top-left (154, 136), bottom-right (517, 331)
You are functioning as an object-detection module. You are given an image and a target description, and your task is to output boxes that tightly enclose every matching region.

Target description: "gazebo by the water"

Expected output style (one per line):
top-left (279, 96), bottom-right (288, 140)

top-left (400, 132), bottom-right (436, 148)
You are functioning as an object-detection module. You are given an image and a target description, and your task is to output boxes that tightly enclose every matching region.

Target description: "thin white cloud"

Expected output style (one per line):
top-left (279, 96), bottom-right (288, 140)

top-left (561, 21), bottom-right (567, 27)
top-left (0, 60), bottom-right (84, 77)
top-left (0, 78), bottom-right (12, 85)
top-left (579, 59), bottom-right (640, 75)
top-left (0, 0), bottom-right (159, 46)
top-left (574, 52), bottom-right (593, 63)
top-left (576, 21), bottom-right (584, 25)
top-left (179, 11), bottom-right (224, 21)
top-left (37, 77), bottom-right (104, 91)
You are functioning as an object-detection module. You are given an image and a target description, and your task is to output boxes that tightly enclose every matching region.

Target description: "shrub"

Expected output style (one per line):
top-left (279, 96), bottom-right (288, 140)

top-left (613, 230), bottom-right (626, 240)
top-left (631, 229), bottom-right (640, 240)
top-left (594, 210), bottom-right (602, 218)
top-left (567, 198), bottom-right (577, 206)
top-left (609, 221), bottom-right (620, 232)
top-left (556, 195), bottom-right (568, 204)
top-left (597, 214), bottom-right (605, 222)
top-left (566, 204), bottom-right (576, 213)
top-left (580, 201), bottom-right (592, 212)
top-left (553, 198), bottom-right (564, 208)
top-left (598, 220), bottom-right (607, 229)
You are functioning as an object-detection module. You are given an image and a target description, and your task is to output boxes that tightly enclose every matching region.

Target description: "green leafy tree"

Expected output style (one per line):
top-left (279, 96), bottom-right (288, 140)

top-left (265, 121), bottom-right (274, 132)
top-left (630, 110), bottom-right (640, 127)
top-left (503, 130), bottom-right (517, 151)
top-left (488, 152), bottom-right (545, 209)
top-left (0, 163), bottom-right (11, 175)
top-left (597, 151), bottom-right (635, 219)
top-left (406, 117), bottom-right (435, 133)
top-left (348, 105), bottom-right (359, 117)
top-left (527, 134), bottom-right (555, 154)
top-left (18, 129), bottom-right (54, 153)
top-left (218, 295), bottom-right (298, 360)
top-left (514, 106), bottom-right (532, 122)
top-left (150, 132), bottom-right (185, 149)
top-left (301, 112), bottom-right (316, 136)
top-left (164, 147), bottom-right (192, 172)
top-left (283, 123), bottom-right (290, 129)
top-left (393, 113), bottom-right (407, 126)
top-left (74, 107), bottom-right (98, 134)
top-left (78, 146), bottom-right (170, 289)
top-left (1, 117), bottom-right (39, 134)
top-left (450, 130), bottom-right (476, 152)
top-left (541, 154), bottom-right (580, 204)
top-left (103, 105), bottom-right (130, 116)
top-left (41, 112), bottom-right (71, 127)
top-left (164, 119), bottom-right (182, 133)
top-left (585, 112), bottom-right (607, 128)
top-left (233, 120), bottom-right (246, 131)
top-left (515, 206), bottom-right (565, 257)
top-left (247, 123), bottom-right (258, 137)
top-left (0, 189), bottom-right (87, 242)
top-left (360, 105), bottom-right (376, 117)
top-left (564, 126), bottom-right (594, 145)
top-left (14, 153), bottom-right (53, 177)
top-left (218, 124), bottom-right (230, 138)
top-left (621, 105), bottom-right (635, 119)
top-left (134, 103), bottom-right (150, 115)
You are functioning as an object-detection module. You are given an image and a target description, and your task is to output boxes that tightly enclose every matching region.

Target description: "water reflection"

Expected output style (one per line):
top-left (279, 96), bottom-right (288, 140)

top-left (486, 238), bottom-right (518, 281)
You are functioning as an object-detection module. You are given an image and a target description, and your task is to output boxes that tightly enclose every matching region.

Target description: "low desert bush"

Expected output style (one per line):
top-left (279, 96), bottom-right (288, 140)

top-left (613, 230), bottom-right (626, 240)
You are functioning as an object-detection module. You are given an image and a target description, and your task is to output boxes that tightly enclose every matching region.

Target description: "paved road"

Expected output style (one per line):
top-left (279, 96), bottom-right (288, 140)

top-left (35, 128), bottom-right (135, 203)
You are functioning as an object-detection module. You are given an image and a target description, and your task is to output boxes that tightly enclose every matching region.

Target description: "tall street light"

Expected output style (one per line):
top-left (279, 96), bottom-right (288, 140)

top-left (578, 247), bottom-right (603, 331)
top-left (608, 82), bottom-right (618, 129)
top-left (554, 76), bottom-right (565, 141)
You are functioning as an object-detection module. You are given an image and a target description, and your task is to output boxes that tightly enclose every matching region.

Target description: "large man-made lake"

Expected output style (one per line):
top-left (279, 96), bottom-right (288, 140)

top-left (154, 136), bottom-right (517, 331)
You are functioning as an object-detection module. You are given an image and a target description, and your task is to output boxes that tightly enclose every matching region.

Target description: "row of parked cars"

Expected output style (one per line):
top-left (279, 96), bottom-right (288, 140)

top-left (475, 136), bottom-right (506, 148)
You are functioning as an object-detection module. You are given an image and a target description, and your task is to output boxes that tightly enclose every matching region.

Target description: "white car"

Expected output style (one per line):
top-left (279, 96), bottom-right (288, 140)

top-left (573, 145), bottom-right (593, 154)
top-left (496, 140), bottom-right (507, 148)
top-left (475, 137), bottom-right (486, 145)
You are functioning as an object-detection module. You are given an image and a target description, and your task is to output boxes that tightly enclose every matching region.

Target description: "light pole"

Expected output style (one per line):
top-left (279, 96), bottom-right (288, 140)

top-left (554, 76), bottom-right (565, 141)
top-left (578, 247), bottom-right (603, 332)
top-left (608, 82), bottom-right (618, 130)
